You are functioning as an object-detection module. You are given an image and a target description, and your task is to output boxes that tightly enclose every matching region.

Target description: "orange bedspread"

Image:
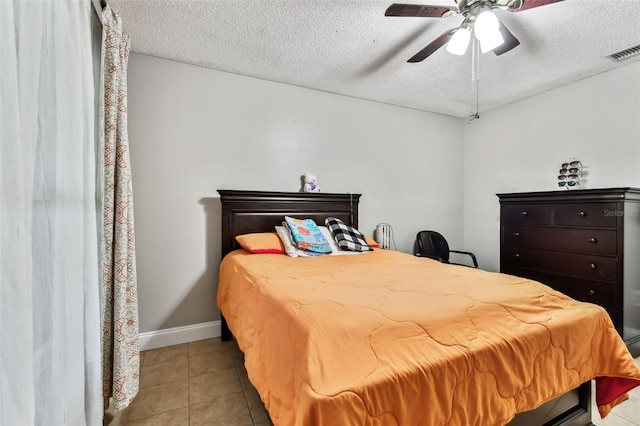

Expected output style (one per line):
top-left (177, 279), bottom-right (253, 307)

top-left (218, 249), bottom-right (640, 426)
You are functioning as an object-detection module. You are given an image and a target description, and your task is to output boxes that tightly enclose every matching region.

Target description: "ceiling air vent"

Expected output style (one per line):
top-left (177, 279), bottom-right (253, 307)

top-left (608, 44), bottom-right (640, 62)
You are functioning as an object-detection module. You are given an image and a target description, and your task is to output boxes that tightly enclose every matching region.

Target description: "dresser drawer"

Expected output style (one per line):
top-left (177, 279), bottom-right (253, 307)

top-left (502, 204), bottom-right (551, 225)
top-left (553, 203), bottom-right (618, 227)
top-left (502, 266), bottom-right (618, 312)
top-left (503, 226), bottom-right (617, 255)
top-left (502, 247), bottom-right (618, 283)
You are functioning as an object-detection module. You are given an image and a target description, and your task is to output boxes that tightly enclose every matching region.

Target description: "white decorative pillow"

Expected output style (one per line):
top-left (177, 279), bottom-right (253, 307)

top-left (319, 226), bottom-right (340, 253)
top-left (275, 226), bottom-right (312, 257)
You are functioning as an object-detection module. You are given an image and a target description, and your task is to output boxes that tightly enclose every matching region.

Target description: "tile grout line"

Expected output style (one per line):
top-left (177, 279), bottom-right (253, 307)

top-left (230, 340), bottom-right (261, 425)
top-left (232, 342), bottom-right (257, 425)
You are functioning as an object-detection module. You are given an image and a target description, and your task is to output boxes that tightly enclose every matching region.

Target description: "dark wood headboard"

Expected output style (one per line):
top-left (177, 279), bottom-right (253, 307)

top-left (218, 190), bottom-right (361, 257)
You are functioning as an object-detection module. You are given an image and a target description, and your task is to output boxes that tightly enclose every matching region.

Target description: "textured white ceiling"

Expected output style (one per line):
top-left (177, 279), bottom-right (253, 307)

top-left (111, 0), bottom-right (640, 118)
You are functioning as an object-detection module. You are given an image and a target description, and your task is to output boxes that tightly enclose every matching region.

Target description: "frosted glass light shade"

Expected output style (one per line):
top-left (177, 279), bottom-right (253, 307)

top-left (479, 30), bottom-right (504, 53)
top-left (474, 10), bottom-right (498, 39)
top-left (474, 10), bottom-right (504, 53)
top-left (446, 27), bottom-right (471, 55)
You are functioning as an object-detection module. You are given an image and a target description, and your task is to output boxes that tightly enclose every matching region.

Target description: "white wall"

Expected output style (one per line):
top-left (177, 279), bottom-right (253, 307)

top-left (463, 62), bottom-right (640, 272)
top-left (129, 53), bottom-right (640, 340)
top-left (127, 54), bottom-right (464, 334)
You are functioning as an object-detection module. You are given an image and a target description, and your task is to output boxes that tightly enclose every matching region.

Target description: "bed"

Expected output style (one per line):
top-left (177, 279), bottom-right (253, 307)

top-left (216, 189), bottom-right (640, 426)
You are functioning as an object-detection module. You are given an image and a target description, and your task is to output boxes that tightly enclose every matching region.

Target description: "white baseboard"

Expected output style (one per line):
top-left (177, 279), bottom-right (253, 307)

top-left (139, 320), bottom-right (221, 351)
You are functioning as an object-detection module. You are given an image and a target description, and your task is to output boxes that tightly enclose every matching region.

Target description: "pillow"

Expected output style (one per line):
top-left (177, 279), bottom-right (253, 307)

top-left (319, 227), bottom-right (368, 256)
top-left (235, 233), bottom-right (285, 254)
top-left (320, 226), bottom-right (340, 253)
top-left (364, 234), bottom-right (379, 248)
top-left (284, 216), bottom-right (332, 254)
top-left (275, 226), bottom-right (318, 257)
top-left (276, 226), bottom-right (370, 257)
top-left (324, 217), bottom-right (373, 252)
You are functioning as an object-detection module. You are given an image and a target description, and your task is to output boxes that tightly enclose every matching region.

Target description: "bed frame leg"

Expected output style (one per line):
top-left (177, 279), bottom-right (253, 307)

top-left (221, 315), bottom-right (232, 341)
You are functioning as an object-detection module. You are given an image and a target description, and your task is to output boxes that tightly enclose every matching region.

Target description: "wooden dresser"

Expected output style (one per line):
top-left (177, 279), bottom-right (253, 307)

top-left (497, 188), bottom-right (640, 356)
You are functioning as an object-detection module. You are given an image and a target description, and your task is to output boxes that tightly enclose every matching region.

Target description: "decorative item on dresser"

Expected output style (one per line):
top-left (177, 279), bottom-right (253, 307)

top-left (498, 187), bottom-right (640, 357)
top-left (558, 160), bottom-right (583, 189)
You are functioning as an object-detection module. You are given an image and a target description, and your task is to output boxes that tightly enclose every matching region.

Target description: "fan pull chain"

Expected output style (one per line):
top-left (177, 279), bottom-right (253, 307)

top-left (470, 37), bottom-right (480, 122)
top-left (471, 36), bottom-right (479, 82)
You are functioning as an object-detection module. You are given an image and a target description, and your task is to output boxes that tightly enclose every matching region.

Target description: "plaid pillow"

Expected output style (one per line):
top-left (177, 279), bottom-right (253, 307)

top-left (324, 217), bottom-right (373, 252)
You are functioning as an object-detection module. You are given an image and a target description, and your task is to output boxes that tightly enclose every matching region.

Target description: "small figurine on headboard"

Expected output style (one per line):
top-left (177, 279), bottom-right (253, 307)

top-left (301, 173), bottom-right (321, 193)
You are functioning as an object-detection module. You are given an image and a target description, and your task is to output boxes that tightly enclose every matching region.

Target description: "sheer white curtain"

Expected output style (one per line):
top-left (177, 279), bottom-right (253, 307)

top-left (0, 1), bottom-right (102, 425)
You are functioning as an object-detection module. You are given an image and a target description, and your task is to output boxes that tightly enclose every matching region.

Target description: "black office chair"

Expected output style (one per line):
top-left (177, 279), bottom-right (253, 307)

top-left (414, 230), bottom-right (478, 268)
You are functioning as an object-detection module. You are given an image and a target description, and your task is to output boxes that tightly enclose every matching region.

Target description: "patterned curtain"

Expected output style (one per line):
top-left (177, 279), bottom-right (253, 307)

top-left (100, 3), bottom-right (140, 411)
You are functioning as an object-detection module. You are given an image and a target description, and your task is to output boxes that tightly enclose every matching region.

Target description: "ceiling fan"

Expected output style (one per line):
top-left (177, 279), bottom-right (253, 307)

top-left (385, 0), bottom-right (565, 62)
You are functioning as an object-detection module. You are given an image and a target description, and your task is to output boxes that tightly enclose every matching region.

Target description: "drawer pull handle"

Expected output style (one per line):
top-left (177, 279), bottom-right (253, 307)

top-left (590, 263), bottom-right (597, 270)
top-left (579, 211), bottom-right (587, 217)
top-left (588, 289), bottom-right (596, 296)
top-left (514, 232), bottom-right (521, 237)
top-left (514, 253), bottom-right (520, 259)
top-left (521, 211), bottom-right (528, 216)
top-left (589, 237), bottom-right (597, 244)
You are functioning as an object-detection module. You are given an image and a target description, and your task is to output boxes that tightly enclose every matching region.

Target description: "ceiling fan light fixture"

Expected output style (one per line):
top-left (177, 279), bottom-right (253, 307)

top-left (446, 27), bottom-right (471, 55)
top-left (479, 30), bottom-right (504, 53)
top-left (474, 9), bottom-right (504, 53)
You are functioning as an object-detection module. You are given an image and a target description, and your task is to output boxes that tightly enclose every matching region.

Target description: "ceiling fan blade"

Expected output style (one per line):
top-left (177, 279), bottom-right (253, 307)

top-left (508, 0), bottom-right (564, 12)
top-left (407, 29), bottom-right (455, 62)
top-left (493, 22), bottom-right (520, 56)
top-left (385, 3), bottom-right (458, 18)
